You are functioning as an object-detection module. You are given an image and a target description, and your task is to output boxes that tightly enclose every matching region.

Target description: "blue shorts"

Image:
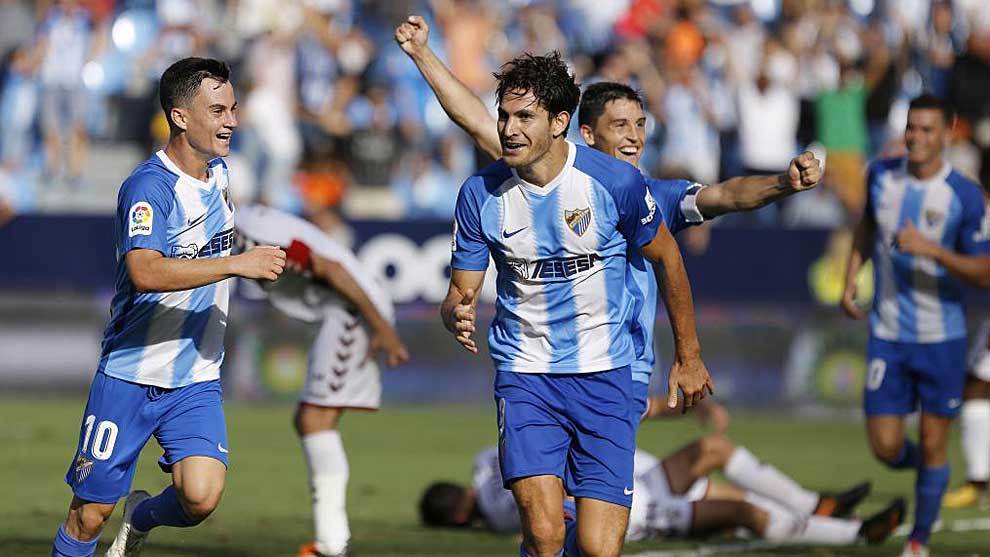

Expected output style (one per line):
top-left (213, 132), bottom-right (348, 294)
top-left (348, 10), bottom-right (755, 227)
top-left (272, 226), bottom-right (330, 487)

top-left (65, 372), bottom-right (229, 504)
top-left (863, 336), bottom-right (967, 418)
top-left (494, 367), bottom-right (636, 508)
top-left (632, 380), bottom-right (650, 423)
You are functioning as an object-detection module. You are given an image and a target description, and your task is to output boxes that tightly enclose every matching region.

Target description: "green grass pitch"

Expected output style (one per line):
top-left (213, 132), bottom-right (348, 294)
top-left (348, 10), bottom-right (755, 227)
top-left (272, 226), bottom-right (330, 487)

top-left (2, 395), bottom-right (988, 556)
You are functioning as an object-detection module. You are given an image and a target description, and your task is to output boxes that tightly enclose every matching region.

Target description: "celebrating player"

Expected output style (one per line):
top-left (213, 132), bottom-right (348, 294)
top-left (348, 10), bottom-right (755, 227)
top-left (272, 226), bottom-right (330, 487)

top-left (439, 51), bottom-right (711, 557)
top-left (51, 58), bottom-right (287, 557)
top-left (396, 15), bottom-right (821, 421)
top-left (841, 94), bottom-right (990, 557)
top-left (943, 320), bottom-right (990, 509)
top-left (418, 440), bottom-right (903, 548)
top-left (234, 204), bottom-right (410, 557)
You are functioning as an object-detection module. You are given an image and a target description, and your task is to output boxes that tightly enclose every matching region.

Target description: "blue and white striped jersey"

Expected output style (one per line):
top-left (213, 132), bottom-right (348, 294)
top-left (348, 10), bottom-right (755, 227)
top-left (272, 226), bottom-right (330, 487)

top-left (451, 142), bottom-right (662, 374)
top-left (97, 151), bottom-right (236, 388)
top-left (629, 178), bottom-right (706, 384)
top-left (867, 158), bottom-right (990, 343)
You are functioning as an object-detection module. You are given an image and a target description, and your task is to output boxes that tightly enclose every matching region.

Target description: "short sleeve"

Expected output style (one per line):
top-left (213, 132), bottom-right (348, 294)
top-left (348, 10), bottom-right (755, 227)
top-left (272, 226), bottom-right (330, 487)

top-left (117, 172), bottom-right (174, 256)
top-left (611, 170), bottom-right (663, 248)
top-left (957, 191), bottom-right (990, 256)
top-left (450, 178), bottom-right (490, 271)
top-left (650, 178), bottom-right (704, 236)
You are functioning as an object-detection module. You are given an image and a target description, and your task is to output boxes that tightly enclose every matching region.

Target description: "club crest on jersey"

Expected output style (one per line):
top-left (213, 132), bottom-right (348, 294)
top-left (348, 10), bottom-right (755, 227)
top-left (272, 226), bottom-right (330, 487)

top-left (128, 202), bottom-right (153, 237)
top-left (924, 209), bottom-right (944, 227)
top-left (564, 207), bottom-right (592, 237)
top-left (73, 455), bottom-right (94, 484)
top-left (506, 257), bottom-right (529, 280)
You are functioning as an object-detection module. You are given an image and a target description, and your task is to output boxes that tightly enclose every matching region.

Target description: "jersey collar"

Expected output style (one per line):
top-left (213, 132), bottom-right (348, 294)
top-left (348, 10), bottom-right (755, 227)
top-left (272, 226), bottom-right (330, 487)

top-left (510, 140), bottom-right (576, 197)
top-left (156, 150), bottom-right (215, 191)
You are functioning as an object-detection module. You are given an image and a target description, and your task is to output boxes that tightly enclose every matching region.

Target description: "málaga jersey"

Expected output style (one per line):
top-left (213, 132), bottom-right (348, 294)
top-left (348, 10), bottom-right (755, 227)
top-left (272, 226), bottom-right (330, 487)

top-left (628, 178), bottom-right (706, 385)
top-left (97, 151), bottom-right (235, 388)
top-left (451, 141), bottom-right (662, 373)
top-left (866, 158), bottom-right (990, 343)
top-left (235, 204), bottom-right (394, 325)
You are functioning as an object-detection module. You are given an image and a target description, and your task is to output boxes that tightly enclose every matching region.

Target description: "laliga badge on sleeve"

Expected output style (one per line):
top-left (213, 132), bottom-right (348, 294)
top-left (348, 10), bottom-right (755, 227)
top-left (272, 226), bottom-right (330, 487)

top-left (129, 202), bottom-right (154, 237)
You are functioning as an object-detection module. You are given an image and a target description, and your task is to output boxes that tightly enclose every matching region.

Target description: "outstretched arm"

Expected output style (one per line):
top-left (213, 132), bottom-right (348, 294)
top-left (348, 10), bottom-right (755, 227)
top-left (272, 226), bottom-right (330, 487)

top-left (640, 223), bottom-right (713, 410)
top-left (395, 15), bottom-right (502, 159)
top-left (696, 152), bottom-right (822, 218)
top-left (126, 246), bottom-right (285, 292)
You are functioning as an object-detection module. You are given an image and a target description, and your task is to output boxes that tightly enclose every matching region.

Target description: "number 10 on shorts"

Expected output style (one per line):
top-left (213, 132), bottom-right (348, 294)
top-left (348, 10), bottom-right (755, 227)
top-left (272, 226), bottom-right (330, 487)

top-left (80, 415), bottom-right (119, 461)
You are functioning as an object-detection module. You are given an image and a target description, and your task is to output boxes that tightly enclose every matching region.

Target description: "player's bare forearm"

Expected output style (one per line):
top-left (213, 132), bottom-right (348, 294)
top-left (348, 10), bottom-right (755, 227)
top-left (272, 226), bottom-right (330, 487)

top-left (698, 174), bottom-right (790, 218)
top-left (397, 16), bottom-right (501, 159)
top-left (641, 226), bottom-right (701, 359)
top-left (931, 249), bottom-right (990, 288)
top-left (847, 216), bottom-right (876, 280)
top-left (312, 255), bottom-right (393, 332)
top-left (441, 269), bottom-right (485, 333)
top-left (126, 247), bottom-right (285, 292)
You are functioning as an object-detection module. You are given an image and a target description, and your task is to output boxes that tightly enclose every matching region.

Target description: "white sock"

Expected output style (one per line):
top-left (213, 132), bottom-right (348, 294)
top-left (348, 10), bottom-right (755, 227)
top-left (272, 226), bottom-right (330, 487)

top-left (961, 400), bottom-right (990, 482)
top-left (746, 493), bottom-right (860, 545)
top-left (726, 447), bottom-right (819, 516)
top-left (302, 430), bottom-right (350, 555)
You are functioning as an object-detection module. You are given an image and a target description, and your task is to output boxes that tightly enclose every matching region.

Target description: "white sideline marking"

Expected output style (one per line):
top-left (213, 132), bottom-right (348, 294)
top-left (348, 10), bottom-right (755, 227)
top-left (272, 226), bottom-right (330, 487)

top-left (623, 518), bottom-right (990, 557)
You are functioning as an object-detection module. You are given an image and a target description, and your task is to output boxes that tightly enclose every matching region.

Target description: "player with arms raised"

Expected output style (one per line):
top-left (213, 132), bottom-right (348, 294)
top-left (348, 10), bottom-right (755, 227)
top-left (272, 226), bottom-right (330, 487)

top-left (841, 94), bottom-right (990, 557)
top-left (440, 51), bottom-right (711, 557)
top-left (50, 57), bottom-right (286, 557)
top-left (396, 15), bottom-right (821, 421)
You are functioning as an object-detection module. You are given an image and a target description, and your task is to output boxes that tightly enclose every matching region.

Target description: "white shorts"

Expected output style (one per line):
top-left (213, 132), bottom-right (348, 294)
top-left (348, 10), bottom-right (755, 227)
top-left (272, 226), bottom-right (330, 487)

top-left (627, 450), bottom-right (709, 541)
top-left (301, 306), bottom-right (382, 410)
top-left (968, 320), bottom-right (990, 382)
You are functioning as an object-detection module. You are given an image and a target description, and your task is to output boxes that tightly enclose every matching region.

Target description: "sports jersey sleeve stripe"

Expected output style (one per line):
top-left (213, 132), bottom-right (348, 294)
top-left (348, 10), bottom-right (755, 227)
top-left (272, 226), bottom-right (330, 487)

top-left (117, 169), bottom-right (176, 256)
top-left (947, 172), bottom-right (990, 256)
top-left (451, 176), bottom-right (491, 271)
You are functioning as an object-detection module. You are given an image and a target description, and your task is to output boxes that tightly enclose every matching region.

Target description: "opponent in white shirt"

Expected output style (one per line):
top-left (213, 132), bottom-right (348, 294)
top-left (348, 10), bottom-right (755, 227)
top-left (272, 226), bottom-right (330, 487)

top-left (235, 204), bottom-right (409, 557)
top-left (943, 318), bottom-right (990, 509)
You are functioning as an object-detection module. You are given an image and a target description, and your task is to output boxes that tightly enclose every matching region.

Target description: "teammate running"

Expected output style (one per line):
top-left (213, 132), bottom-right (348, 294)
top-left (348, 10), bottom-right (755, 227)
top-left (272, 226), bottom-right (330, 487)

top-left (234, 204), bottom-right (410, 557)
top-left (943, 320), bottom-right (990, 509)
top-left (841, 94), bottom-right (990, 557)
top-left (51, 57), bottom-right (287, 557)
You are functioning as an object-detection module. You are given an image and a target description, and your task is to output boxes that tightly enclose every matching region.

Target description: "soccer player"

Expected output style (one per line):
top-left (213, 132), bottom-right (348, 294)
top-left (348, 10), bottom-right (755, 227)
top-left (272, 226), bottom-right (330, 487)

top-left (395, 15), bottom-right (822, 421)
top-left (841, 94), bottom-right (990, 557)
top-left (418, 442), bottom-right (904, 547)
top-left (943, 321), bottom-right (990, 509)
top-left (440, 51), bottom-right (712, 557)
top-left (51, 58), bottom-right (287, 557)
top-left (234, 204), bottom-right (410, 557)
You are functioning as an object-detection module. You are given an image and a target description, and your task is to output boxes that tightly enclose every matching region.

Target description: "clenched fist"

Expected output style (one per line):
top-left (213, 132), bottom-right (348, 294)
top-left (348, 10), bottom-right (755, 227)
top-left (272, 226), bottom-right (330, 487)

top-left (395, 15), bottom-right (429, 57)
top-left (232, 245), bottom-right (286, 281)
top-left (785, 151), bottom-right (823, 191)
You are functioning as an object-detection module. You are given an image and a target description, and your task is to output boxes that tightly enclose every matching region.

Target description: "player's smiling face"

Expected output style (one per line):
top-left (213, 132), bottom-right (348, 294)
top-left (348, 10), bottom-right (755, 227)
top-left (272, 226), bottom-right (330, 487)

top-left (177, 78), bottom-right (238, 159)
top-left (581, 98), bottom-right (646, 167)
top-left (904, 108), bottom-right (946, 167)
top-left (497, 89), bottom-right (564, 169)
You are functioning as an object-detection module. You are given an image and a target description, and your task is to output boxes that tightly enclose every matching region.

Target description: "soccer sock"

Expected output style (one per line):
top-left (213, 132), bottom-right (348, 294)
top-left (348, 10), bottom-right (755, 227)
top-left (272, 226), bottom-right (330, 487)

top-left (960, 400), bottom-right (990, 483)
top-left (303, 430), bottom-right (350, 555)
top-left (910, 464), bottom-right (950, 545)
top-left (745, 493), bottom-right (861, 545)
top-left (883, 439), bottom-right (920, 470)
top-left (51, 524), bottom-right (99, 557)
top-left (725, 447), bottom-right (819, 515)
top-left (130, 485), bottom-right (199, 531)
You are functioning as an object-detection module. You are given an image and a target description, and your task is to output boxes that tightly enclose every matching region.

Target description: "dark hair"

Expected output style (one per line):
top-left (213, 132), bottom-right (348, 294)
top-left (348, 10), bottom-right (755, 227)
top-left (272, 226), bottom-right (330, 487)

top-left (908, 94), bottom-right (953, 124)
top-left (419, 482), bottom-right (469, 527)
top-left (159, 57), bottom-right (231, 130)
top-left (578, 82), bottom-right (644, 128)
top-left (493, 51), bottom-right (580, 136)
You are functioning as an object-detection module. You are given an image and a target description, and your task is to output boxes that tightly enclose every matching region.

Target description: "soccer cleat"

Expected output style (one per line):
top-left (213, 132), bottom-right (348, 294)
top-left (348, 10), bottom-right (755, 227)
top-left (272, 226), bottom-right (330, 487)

top-left (296, 542), bottom-right (352, 557)
top-left (814, 481), bottom-right (871, 517)
top-left (899, 540), bottom-right (930, 557)
top-left (105, 490), bottom-right (152, 557)
top-left (942, 483), bottom-right (986, 509)
top-left (858, 497), bottom-right (905, 544)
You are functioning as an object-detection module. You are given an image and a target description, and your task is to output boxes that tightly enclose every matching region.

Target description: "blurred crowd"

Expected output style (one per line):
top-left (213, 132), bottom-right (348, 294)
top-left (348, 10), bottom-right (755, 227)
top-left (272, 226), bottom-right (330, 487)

top-left (2, 0), bottom-right (990, 227)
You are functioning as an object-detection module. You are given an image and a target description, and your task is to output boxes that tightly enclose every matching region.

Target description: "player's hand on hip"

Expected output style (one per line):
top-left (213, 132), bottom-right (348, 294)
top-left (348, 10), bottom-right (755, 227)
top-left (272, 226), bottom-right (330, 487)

top-left (667, 357), bottom-right (714, 412)
top-left (395, 15), bottom-right (429, 56)
top-left (786, 151), bottom-right (822, 191)
top-left (840, 280), bottom-right (867, 320)
top-left (453, 288), bottom-right (478, 354)
top-left (367, 325), bottom-right (410, 368)
top-left (232, 245), bottom-right (286, 281)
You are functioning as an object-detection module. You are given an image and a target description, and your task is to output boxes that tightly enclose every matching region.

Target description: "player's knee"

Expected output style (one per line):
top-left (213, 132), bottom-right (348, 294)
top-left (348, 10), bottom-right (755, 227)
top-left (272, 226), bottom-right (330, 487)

top-left (577, 532), bottom-right (622, 557)
top-left (919, 433), bottom-right (948, 465)
top-left (69, 502), bottom-right (115, 539)
top-left (178, 483), bottom-right (224, 523)
top-left (869, 435), bottom-right (904, 464)
top-left (525, 516), bottom-right (565, 554)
